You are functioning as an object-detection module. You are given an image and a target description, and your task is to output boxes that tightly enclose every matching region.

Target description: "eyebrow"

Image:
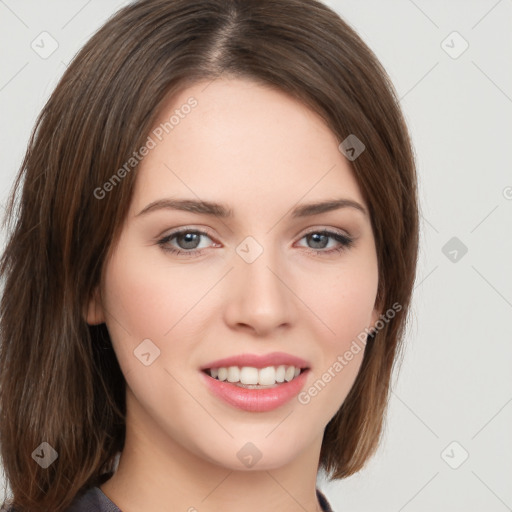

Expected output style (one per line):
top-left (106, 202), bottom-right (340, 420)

top-left (136, 197), bottom-right (367, 218)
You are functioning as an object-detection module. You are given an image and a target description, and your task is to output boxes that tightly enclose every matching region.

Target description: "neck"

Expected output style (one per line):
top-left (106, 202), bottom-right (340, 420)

top-left (100, 389), bottom-right (325, 512)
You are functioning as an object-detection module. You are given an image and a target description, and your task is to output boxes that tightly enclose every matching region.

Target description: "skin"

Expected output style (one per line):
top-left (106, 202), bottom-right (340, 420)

top-left (87, 77), bottom-right (381, 512)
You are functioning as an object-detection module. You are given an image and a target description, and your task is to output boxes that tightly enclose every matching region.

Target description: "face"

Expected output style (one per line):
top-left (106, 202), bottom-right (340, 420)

top-left (88, 77), bottom-right (380, 473)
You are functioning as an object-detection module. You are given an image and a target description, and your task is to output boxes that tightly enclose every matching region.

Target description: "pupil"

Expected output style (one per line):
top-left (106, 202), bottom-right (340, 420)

top-left (179, 233), bottom-right (199, 249)
top-left (309, 233), bottom-right (327, 249)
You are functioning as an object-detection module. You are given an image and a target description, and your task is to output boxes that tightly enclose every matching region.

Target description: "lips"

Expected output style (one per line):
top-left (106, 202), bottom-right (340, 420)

top-left (199, 351), bottom-right (311, 371)
top-left (200, 367), bottom-right (311, 412)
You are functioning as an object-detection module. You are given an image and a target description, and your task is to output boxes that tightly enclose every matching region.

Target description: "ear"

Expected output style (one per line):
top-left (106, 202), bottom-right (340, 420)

top-left (85, 286), bottom-right (106, 325)
top-left (369, 298), bottom-right (383, 336)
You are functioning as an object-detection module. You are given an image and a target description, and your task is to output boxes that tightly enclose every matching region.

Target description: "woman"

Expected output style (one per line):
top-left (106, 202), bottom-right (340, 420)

top-left (0, 0), bottom-right (419, 511)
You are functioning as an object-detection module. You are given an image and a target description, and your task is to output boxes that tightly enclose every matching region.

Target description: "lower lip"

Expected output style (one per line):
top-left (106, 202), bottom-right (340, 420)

top-left (200, 369), bottom-right (310, 412)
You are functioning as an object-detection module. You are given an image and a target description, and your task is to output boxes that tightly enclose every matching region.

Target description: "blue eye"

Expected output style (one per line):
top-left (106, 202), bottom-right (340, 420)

top-left (157, 229), bottom-right (216, 257)
top-left (298, 230), bottom-right (354, 255)
top-left (157, 228), bottom-right (354, 257)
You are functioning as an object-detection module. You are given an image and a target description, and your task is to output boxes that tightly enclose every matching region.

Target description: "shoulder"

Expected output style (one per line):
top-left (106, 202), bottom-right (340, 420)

top-left (65, 486), bottom-right (122, 512)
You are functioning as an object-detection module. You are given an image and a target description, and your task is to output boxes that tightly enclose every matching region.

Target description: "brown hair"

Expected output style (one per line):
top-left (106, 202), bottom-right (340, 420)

top-left (0, 0), bottom-right (419, 510)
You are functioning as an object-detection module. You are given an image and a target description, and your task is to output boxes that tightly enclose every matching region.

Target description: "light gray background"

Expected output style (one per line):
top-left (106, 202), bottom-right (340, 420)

top-left (1, 1), bottom-right (511, 511)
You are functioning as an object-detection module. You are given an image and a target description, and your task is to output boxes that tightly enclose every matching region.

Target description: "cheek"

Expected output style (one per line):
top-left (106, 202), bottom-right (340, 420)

top-left (100, 250), bottom-right (203, 411)
top-left (103, 249), bottom-right (206, 340)
top-left (300, 258), bottom-right (378, 344)
top-left (296, 267), bottom-right (376, 419)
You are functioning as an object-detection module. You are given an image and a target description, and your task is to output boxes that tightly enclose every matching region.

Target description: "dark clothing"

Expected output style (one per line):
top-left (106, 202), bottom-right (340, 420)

top-left (65, 487), bottom-right (121, 512)
top-left (64, 485), bottom-right (334, 511)
top-left (316, 487), bottom-right (334, 512)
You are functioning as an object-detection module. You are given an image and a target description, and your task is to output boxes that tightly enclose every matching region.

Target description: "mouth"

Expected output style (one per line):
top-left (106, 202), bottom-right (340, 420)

top-left (201, 365), bottom-right (309, 389)
top-left (200, 366), bottom-right (311, 412)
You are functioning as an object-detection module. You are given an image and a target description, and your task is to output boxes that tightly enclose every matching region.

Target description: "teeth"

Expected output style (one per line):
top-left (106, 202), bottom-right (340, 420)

top-left (207, 365), bottom-right (302, 385)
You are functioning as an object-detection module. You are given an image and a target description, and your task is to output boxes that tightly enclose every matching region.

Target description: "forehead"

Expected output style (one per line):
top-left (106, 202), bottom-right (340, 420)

top-left (130, 77), bottom-right (366, 218)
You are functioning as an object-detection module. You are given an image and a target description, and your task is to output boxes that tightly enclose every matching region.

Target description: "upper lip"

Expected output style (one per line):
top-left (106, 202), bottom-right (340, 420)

top-left (200, 352), bottom-right (310, 370)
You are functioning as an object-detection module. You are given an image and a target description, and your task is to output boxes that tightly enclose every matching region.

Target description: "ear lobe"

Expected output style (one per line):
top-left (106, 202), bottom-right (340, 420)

top-left (86, 287), bottom-right (106, 325)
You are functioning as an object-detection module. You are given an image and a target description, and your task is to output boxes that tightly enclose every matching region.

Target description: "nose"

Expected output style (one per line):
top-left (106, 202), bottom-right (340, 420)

top-left (222, 245), bottom-right (296, 336)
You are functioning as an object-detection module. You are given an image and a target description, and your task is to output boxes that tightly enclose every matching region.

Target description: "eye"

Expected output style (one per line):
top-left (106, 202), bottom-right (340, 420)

top-left (157, 228), bottom-right (354, 257)
top-left (296, 229), bottom-right (354, 256)
top-left (157, 228), bottom-right (217, 257)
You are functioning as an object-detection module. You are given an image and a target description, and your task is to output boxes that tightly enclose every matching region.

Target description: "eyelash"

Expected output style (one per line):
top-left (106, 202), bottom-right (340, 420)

top-left (157, 227), bottom-right (354, 258)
